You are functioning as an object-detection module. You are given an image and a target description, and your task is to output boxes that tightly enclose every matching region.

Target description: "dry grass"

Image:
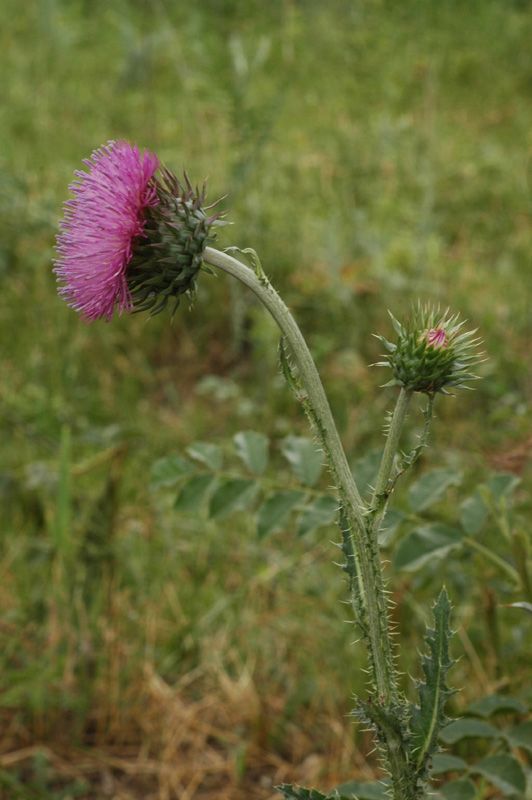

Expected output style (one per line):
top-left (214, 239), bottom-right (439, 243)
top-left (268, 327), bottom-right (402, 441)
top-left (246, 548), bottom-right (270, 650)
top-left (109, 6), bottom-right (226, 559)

top-left (0, 661), bottom-right (374, 799)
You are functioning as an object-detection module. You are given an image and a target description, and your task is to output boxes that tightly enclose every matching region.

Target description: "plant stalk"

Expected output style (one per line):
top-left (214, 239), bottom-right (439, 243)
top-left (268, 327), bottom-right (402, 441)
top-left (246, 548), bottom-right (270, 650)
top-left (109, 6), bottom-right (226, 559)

top-left (204, 246), bottom-right (398, 706)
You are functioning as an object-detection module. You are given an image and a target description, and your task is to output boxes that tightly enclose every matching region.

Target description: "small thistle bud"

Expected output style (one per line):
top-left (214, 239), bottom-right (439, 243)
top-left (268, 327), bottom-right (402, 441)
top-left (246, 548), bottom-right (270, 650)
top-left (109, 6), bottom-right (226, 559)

top-left (54, 141), bottom-right (224, 321)
top-left (375, 304), bottom-right (484, 394)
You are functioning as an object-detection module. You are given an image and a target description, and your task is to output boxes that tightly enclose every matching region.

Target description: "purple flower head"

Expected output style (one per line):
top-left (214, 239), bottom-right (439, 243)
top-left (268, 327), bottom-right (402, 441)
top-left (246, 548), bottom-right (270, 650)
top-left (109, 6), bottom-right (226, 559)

top-left (54, 141), bottom-right (159, 321)
top-left (425, 327), bottom-right (448, 349)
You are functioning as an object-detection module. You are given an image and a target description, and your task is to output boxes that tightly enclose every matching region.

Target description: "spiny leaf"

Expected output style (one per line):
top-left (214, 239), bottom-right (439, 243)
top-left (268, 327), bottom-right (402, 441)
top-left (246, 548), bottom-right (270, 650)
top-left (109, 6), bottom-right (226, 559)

top-left (334, 780), bottom-right (390, 799)
top-left (409, 588), bottom-right (454, 780)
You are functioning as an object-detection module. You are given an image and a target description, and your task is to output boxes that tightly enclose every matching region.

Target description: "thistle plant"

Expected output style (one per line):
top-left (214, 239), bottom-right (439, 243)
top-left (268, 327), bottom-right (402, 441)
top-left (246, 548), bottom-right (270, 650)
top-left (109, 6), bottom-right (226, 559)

top-left (54, 141), bottom-right (485, 800)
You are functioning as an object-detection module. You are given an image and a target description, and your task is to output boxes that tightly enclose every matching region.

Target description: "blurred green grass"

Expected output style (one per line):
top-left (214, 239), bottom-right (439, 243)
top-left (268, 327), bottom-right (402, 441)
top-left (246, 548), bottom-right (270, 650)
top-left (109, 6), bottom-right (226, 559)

top-left (0, 1), bottom-right (531, 797)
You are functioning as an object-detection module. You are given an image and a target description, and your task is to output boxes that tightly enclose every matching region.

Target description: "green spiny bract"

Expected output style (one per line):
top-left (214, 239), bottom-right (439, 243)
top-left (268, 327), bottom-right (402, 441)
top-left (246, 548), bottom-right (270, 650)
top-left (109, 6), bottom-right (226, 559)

top-left (127, 169), bottom-right (224, 315)
top-left (375, 304), bottom-right (483, 395)
top-left (408, 588), bottom-right (455, 795)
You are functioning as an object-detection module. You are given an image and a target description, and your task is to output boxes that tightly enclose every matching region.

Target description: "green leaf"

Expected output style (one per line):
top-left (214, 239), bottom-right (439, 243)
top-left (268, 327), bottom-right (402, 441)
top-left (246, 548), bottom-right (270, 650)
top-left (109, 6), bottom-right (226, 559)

top-left (281, 436), bottom-right (323, 487)
top-left (410, 588), bottom-right (454, 779)
top-left (233, 430), bottom-right (269, 475)
top-left (174, 474), bottom-right (216, 512)
top-left (208, 478), bottom-right (258, 518)
top-left (150, 455), bottom-right (194, 488)
top-left (378, 508), bottom-right (405, 546)
top-left (186, 442), bottom-right (223, 470)
top-left (351, 448), bottom-right (381, 494)
top-left (394, 524), bottom-right (463, 572)
top-left (408, 468), bottom-right (461, 512)
top-left (473, 754), bottom-right (526, 796)
top-left (439, 718), bottom-right (500, 745)
top-left (430, 754), bottom-right (468, 775)
top-left (459, 493), bottom-right (487, 535)
top-left (466, 694), bottom-right (526, 718)
top-left (485, 472), bottom-right (521, 500)
top-left (335, 780), bottom-right (389, 799)
top-left (298, 495), bottom-right (337, 536)
top-left (257, 491), bottom-right (304, 537)
top-left (440, 779), bottom-right (476, 800)
top-left (507, 721), bottom-right (532, 753)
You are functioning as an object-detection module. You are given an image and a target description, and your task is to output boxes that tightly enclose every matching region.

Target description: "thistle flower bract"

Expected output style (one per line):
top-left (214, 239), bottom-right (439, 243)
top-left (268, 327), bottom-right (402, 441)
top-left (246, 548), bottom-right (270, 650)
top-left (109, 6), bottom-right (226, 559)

top-left (54, 141), bottom-right (222, 321)
top-left (376, 304), bottom-right (483, 394)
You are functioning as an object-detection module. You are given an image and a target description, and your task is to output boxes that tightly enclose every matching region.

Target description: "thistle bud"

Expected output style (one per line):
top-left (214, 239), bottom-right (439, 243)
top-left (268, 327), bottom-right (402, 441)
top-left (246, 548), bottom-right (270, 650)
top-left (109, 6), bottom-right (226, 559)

top-left (375, 304), bottom-right (483, 394)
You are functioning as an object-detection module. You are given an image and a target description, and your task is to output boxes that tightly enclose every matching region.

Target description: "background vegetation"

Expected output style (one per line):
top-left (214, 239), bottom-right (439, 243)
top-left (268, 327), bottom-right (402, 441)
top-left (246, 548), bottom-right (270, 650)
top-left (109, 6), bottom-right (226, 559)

top-left (0, 1), bottom-right (530, 798)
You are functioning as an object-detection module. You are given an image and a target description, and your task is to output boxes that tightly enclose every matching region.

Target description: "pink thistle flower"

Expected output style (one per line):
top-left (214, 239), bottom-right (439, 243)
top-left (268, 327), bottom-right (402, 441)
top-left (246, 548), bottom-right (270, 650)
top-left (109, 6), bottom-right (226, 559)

top-left (54, 141), bottom-right (159, 321)
top-left (425, 328), bottom-right (448, 349)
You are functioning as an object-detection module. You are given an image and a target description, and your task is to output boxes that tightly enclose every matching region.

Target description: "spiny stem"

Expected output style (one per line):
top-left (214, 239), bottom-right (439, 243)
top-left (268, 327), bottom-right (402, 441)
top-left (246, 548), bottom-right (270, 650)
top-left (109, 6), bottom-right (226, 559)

top-left (371, 388), bottom-right (412, 522)
top-left (204, 246), bottom-right (398, 707)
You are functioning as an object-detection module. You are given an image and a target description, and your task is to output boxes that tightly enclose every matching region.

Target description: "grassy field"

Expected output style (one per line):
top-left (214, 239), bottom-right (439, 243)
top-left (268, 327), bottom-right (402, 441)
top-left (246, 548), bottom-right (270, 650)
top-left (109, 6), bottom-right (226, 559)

top-left (1, 1), bottom-right (531, 798)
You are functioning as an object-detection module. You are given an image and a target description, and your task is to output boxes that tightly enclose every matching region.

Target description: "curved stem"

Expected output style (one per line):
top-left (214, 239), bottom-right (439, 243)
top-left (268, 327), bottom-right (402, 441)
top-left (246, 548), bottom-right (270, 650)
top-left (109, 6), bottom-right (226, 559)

top-left (204, 246), bottom-right (398, 705)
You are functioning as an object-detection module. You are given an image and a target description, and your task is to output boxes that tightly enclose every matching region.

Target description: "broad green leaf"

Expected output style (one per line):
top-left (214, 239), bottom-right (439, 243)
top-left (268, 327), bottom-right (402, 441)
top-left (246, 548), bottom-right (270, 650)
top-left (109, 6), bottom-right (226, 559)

top-left (430, 754), bottom-right (468, 775)
top-left (485, 472), bottom-right (521, 500)
top-left (394, 524), bottom-right (463, 572)
top-left (208, 478), bottom-right (257, 518)
top-left (174, 474), bottom-right (216, 512)
top-left (473, 754), bottom-right (526, 796)
top-left (408, 468), bottom-right (461, 512)
top-left (466, 694), bottom-right (526, 718)
top-left (440, 779), bottom-right (476, 800)
top-left (439, 718), bottom-right (500, 745)
top-left (410, 589), bottom-right (454, 778)
top-left (150, 455), bottom-right (193, 488)
top-left (298, 495), bottom-right (337, 536)
top-left (186, 442), bottom-right (223, 471)
top-left (335, 780), bottom-right (389, 799)
top-left (459, 493), bottom-right (487, 535)
top-left (257, 491), bottom-right (304, 537)
top-left (233, 430), bottom-right (269, 475)
top-left (281, 436), bottom-right (323, 487)
top-left (507, 721), bottom-right (532, 753)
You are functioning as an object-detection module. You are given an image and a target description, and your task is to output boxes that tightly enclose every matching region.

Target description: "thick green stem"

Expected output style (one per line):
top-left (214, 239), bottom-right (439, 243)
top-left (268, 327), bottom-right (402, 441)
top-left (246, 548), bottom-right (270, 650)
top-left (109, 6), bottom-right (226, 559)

top-left (204, 246), bottom-right (398, 706)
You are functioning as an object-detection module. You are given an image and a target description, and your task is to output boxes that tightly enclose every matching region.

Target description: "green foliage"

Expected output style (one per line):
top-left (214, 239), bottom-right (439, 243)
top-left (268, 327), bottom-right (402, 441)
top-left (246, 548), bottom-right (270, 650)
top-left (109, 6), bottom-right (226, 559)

top-left (394, 524), bottom-right (463, 572)
top-left (1, 0), bottom-right (531, 794)
top-left (430, 691), bottom-right (529, 799)
top-left (409, 588), bottom-right (454, 784)
top-left (154, 431), bottom-right (340, 541)
top-left (408, 469), bottom-right (461, 513)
